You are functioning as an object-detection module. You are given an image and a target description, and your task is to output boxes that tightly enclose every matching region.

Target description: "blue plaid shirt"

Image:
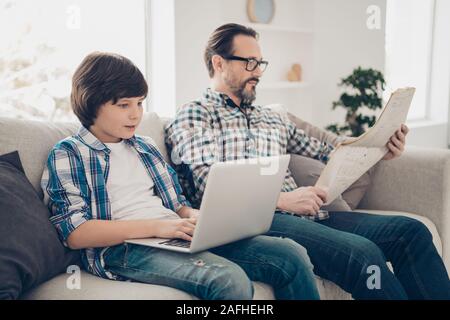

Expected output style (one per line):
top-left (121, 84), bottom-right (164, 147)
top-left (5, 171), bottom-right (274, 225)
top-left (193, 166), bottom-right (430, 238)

top-left (41, 126), bottom-right (190, 280)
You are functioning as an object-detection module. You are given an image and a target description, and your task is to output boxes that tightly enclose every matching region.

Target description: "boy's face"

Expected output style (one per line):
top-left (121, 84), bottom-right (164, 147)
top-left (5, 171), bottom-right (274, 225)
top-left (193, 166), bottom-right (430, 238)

top-left (90, 96), bottom-right (145, 143)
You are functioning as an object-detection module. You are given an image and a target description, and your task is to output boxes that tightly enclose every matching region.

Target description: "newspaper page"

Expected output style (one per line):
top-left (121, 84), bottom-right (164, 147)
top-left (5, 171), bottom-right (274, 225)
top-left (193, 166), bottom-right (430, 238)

top-left (315, 87), bottom-right (416, 205)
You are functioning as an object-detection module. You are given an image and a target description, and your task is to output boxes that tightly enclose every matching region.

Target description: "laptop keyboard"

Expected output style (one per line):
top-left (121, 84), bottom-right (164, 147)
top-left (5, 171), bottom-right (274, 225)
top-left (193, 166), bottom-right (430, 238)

top-left (159, 239), bottom-right (192, 248)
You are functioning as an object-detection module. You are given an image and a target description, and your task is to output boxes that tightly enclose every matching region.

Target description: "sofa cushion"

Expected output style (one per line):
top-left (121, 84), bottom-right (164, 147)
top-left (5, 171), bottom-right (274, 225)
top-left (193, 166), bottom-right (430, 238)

top-left (0, 151), bottom-right (80, 300)
top-left (20, 207), bottom-right (440, 300)
top-left (21, 270), bottom-right (276, 300)
top-left (22, 269), bottom-right (350, 300)
top-left (0, 113), bottom-right (168, 199)
top-left (0, 117), bottom-right (79, 199)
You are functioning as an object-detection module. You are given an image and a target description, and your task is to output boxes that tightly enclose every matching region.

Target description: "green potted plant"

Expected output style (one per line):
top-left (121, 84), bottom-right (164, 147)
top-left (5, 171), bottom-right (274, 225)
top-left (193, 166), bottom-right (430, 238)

top-left (326, 67), bottom-right (386, 137)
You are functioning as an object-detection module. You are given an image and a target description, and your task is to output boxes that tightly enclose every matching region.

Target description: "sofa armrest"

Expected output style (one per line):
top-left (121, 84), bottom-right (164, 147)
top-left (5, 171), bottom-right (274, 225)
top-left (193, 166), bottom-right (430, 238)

top-left (358, 146), bottom-right (450, 268)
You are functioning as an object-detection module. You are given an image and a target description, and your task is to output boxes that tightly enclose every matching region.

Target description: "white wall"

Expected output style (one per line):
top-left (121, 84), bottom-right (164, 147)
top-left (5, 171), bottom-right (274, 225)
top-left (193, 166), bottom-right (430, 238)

top-left (312, 0), bottom-right (387, 129)
top-left (172, 0), bottom-right (387, 124)
top-left (423, 0), bottom-right (450, 149)
top-left (170, 0), bottom-right (449, 148)
top-left (174, 0), bottom-right (220, 109)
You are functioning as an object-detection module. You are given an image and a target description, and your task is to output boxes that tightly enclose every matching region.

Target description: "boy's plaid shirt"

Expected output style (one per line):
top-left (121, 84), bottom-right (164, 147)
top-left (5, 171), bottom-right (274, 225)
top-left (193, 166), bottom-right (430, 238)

top-left (165, 88), bottom-right (334, 217)
top-left (41, 126), bottom-right (190, 280)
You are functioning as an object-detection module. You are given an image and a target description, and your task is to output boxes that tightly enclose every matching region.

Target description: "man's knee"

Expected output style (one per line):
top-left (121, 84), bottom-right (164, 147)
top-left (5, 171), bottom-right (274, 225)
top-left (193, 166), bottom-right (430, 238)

top-left (348, 237), bottom-right (387, 269)
top-left (397, 216), bottom-right (433, 242)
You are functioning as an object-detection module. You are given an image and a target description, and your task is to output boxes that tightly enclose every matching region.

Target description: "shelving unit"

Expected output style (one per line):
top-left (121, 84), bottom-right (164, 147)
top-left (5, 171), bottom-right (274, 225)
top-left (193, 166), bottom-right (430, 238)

top-left (258, 81), bottom-right (311, 90)
top-left (240, 22), bottom-right (313, 34)
top-left (219, 0), bottom-right (315, 122)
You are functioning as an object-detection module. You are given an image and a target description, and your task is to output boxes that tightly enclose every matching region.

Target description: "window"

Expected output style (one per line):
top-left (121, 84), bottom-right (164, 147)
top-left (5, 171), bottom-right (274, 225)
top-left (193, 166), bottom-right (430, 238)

top-left (385, 0), bottom-right (435, 120)
top-left (0, 0), bottom-right (147, 122)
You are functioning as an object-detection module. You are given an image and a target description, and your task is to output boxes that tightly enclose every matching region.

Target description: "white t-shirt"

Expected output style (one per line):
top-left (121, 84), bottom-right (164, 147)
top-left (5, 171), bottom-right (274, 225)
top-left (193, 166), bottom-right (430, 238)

top-left (105, 141), bottom-right (179, 221)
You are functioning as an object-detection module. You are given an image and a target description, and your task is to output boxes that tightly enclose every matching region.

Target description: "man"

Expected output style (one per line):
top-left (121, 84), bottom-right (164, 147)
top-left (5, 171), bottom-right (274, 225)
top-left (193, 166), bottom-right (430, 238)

top-left (166, 23), bottom-right (450, 299)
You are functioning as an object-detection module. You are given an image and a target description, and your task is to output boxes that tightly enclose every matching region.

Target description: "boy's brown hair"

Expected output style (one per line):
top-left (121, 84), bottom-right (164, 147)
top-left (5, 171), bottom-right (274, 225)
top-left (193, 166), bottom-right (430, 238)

top-left (71, 52), bottom-right (148, 128)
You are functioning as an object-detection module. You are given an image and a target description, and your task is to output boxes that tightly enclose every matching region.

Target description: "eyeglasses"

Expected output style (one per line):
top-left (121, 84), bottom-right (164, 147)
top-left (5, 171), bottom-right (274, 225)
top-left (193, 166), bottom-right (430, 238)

top-left (222, 55), bottom-right (269, 72)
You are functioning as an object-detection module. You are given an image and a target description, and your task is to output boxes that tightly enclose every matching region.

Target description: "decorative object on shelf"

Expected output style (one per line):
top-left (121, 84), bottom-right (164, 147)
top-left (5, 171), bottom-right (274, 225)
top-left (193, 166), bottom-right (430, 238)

top-left (247, 0), bottom-right (276, 24)
top-left (287, 63), bottom-right (302, 82)
top-left (326, 67), bottom-right (385, 137)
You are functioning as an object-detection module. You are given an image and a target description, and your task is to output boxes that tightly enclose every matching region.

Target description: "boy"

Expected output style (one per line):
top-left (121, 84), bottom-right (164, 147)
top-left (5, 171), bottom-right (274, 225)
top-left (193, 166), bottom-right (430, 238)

top-left (41, 52), bottom-right (321, 300)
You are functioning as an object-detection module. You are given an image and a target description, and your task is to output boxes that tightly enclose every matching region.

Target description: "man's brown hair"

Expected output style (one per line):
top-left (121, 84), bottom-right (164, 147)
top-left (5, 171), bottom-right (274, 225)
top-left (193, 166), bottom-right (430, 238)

top-left (204, 23), bottom-right (258, 78)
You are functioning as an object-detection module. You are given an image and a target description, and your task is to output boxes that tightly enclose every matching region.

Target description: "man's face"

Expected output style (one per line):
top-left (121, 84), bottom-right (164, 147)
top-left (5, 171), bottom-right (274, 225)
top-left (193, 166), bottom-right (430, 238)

top-left (90, 96), bottom-right (145, 143)
top-left (221, 35), bottom-right (264, 105)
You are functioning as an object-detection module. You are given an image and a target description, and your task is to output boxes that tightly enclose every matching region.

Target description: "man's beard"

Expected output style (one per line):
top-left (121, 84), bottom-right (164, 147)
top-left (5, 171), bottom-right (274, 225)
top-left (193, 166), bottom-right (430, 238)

top-left (224, 74), bottom-right (259, 106)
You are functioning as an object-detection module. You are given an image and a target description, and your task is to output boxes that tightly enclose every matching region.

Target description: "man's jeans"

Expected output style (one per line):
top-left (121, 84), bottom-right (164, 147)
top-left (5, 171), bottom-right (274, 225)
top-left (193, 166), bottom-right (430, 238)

top-left (267, 211), bottom-right (450, 300)
top-left (103, 235), bottom-right (320, 300)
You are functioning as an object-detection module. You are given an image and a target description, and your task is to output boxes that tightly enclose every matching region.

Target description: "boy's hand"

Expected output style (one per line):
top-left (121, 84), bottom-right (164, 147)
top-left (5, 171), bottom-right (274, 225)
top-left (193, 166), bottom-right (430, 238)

top-left (154, 218), bottom-right (197, 242)
top-left (177, 206), bottom-right (200, 219)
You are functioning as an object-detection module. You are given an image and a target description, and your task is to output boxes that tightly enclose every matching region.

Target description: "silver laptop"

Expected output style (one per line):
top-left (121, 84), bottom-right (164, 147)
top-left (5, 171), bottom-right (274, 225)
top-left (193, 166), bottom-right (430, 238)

top-left (125, 155), bottom-right (290, 253)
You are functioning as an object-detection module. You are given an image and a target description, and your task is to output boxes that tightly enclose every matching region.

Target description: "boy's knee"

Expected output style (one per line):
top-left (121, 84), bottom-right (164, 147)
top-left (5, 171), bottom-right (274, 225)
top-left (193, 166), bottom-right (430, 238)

top-left (210, 265), bottom-right (253, 300)
top-left (275, 237), bottom-right (314, 272)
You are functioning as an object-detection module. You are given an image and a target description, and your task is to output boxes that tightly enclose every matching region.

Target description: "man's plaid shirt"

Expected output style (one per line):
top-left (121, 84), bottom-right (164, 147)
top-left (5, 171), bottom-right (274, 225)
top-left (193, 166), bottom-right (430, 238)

top-left (165, 88), bottom-right (334, 210)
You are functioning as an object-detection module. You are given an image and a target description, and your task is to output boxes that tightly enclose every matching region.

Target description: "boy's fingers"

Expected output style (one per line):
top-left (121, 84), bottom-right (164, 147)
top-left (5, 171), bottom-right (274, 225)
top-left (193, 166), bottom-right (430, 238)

top-left (188, 217), bottom-right (198, 225)
top-left (181, 226), bottom-right (195, 236)
top-left (177, 231), bottom-right (193, 241)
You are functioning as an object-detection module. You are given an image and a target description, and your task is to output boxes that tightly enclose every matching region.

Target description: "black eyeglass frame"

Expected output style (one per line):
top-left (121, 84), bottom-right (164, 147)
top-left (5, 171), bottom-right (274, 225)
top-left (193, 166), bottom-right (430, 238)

top-left (222, 55), bottom-right (269, 72)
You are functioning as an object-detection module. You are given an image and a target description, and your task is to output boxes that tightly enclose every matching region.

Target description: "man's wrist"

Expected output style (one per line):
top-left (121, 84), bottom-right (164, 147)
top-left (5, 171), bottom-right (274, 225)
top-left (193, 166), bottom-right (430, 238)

top-left (277, 192), bottom-right (287, 211)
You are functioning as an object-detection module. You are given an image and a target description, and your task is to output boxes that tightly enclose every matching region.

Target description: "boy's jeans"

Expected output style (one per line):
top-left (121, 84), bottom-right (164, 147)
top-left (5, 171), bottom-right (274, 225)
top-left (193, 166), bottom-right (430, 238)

top-left (267, 211), bottom-right (450, 300)
top-left (103, 235), bottom-right (320, 300)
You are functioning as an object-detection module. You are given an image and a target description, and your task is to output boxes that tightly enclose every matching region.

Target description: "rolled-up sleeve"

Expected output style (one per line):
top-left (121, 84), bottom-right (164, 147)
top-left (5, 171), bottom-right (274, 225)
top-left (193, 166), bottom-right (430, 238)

top-left (286, 117), bottom-right (334, 164)
top-left (41, 147), bottom-right (91, 246)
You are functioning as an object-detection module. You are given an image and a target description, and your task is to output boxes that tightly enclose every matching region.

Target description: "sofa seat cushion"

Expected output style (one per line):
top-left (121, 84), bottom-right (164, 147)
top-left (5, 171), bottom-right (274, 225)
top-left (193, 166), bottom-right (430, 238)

top-left (22, 269), bottom-right (352, 300)
top-left (21, 270), bottom-right (276, 300)
top-left (22, 210), bottom-right (440, 300)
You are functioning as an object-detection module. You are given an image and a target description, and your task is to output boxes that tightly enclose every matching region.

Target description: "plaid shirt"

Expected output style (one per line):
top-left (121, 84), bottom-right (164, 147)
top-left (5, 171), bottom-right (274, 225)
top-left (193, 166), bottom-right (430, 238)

top-left (165, 88), bottom-right (334, 213)
top-left (41, 126), bottom-right (189, 280)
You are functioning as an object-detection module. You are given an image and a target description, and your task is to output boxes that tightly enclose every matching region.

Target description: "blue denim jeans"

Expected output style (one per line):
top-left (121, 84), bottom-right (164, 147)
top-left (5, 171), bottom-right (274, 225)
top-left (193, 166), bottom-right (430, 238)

top-left (103, 235), bottom-right (320, 300)
top-left (267, 211), bottom-right (450, 300)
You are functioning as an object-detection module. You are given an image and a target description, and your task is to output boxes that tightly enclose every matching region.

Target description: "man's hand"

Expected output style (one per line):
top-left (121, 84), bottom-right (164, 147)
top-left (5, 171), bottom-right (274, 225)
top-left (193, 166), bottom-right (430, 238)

top-left (277, 186), bottom-right (328, 216)
top-left (382, 124), bottom-right (409, 160)
top-left (177, 206), bottom-right (200, 220)
top-left (153, 218), bottom-right (197, 242)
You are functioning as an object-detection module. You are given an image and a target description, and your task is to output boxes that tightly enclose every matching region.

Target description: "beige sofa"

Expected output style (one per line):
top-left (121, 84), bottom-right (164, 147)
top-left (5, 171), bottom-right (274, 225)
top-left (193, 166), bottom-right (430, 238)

top-left (0, 113), bottom-right (448, 300)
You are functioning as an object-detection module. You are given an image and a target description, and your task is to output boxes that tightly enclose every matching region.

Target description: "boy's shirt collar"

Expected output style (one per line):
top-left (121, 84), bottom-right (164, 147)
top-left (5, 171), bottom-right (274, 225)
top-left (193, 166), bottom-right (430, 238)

top-left (76, 126), bottom-right (141, 153)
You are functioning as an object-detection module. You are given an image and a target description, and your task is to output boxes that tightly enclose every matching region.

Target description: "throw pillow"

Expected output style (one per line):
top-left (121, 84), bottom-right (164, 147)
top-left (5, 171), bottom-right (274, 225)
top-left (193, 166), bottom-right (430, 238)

top-left (0, 151), bottom-right (80, 300)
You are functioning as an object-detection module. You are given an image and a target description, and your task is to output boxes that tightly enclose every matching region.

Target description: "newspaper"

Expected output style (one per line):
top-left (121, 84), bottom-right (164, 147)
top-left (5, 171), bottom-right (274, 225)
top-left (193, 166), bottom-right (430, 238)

top-left (315, 87), bottom-right (416, 205)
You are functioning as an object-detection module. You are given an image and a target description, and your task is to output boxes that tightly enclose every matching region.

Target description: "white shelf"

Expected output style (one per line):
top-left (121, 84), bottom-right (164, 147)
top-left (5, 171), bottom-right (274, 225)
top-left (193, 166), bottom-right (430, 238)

top-left (258, 81), bottom-right (311, 90)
